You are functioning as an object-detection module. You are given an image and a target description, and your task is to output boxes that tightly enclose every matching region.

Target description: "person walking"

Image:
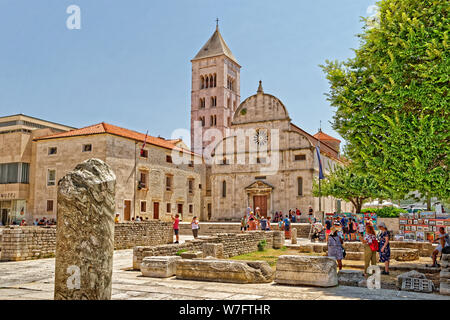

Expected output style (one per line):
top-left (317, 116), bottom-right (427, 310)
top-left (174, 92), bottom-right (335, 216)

top-left (327, 225), bottom-right (344, 270)
top-left (171, 214), bottom-right (180, 244)
top-left (283, 214), bottom-right (291, 238)
top-left (191, 216), bottom-right (199, 239)
top-left (240, 214), bottom-right (248, 232)
top-left (377, 222), bottom-right (391, 275)
top-left (362, 224), bottom-right (378, 276)
top-left (260, 216), bottom-right (268, 231)
top-left (308, 206), bottom-right (313, 223)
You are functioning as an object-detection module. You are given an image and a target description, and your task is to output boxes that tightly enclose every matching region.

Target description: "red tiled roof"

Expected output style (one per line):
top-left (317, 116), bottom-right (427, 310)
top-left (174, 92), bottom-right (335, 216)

top-left (34, 122), bottom-right (198, 156)
top-left (313, 131), bottom-right (341, 142)
top-left (289, 123), bottom-right (340, 160)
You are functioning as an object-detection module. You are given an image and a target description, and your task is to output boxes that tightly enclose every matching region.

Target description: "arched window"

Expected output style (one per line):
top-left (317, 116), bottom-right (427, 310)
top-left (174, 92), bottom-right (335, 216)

top-left (210, 115), bottom-right (214, 126)
top-left (222, 180), bottom-right (226, 198)
top-left (205, 76), bottom-right (209, 88)
top-left (213, 74), bottom-right (217, 87)
top-left (297, 177), bottom-right (303, 196)
top-left (200, 76), bottom-right (204, 89)
top-left (227, 97), bottom-right (231, 108)
top-left (209, 75), bottom-right (213, 88)
top-left (199, 116), bottom-right (205, 127)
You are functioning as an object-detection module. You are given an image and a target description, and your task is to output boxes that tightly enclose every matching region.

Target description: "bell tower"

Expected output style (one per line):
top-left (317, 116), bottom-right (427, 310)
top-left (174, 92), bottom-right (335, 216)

top-left (190, 23), bottom-right (241, 156)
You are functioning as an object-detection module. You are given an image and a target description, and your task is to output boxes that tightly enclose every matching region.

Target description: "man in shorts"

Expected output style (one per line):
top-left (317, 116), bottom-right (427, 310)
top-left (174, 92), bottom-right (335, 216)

top-left (430, 227), bottom-right (450, 267)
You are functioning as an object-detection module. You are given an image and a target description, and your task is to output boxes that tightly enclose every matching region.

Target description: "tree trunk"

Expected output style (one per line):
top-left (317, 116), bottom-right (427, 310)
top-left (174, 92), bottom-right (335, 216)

top-left (426, 194), bottom-right (431, 211)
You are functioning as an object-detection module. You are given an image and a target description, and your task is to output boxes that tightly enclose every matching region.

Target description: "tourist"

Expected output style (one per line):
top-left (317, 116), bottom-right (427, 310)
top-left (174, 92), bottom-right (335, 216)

top-left (362, 224), bottom-right (378, 276)
top-left (260, 216), bottom-right (268, 231)
top-left (145, 217), bottom-right (149, 221)
top-left (255, 207), bottom-right (261, 219)
top-left (291, 213), bottom-right (296, 223)
top-left (311, 221), bottom-right (324, 242)
top-left (296, 208), bottom-right (301, 219)
top-left (283, 214), bottom-right (291, 237)
top-left (114, 214), bottom-right (120, 224)
top-left (191, 216), bottom-right (199, 239)
top-left (171, 214), bottom-right (180, 244)
top-left (308, 206), bottom-right (313, 223)
top-left (377, 222), bottom-right (391, 275)
top-left (248, 212), bottom-right (258, 231)
top-left (341, 215), bottom-right (349, 241)
top-left (266, 216), bottom-right (271, 231)
top-left (240, 214), bottom-right (248, 232)
top-left (327, 226), bottom-right (344, 270)
top-left (136, 216), bottom-right (141, 222)
top-left (348, 218), bottom-right (356, 241)
top-left (20, 219), bottom-right (27, 226)
top-left (325, 217), bottom-right (332, 241)
top-left (34, 218), bottom-right (39, 226)
top-left (429, 227), bottom-right (450, 267)
top-left (358, 219), bottom-right (365, 239)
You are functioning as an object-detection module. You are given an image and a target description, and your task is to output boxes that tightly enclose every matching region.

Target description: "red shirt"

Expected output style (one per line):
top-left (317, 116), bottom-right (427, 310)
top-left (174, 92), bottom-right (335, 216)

top-left (173, 218), bottom-right (179, 230)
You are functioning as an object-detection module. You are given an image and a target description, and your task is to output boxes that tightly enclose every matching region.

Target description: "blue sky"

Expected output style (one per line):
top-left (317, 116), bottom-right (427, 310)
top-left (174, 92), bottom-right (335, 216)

top-left (0, 0), bottom-right (376, 145)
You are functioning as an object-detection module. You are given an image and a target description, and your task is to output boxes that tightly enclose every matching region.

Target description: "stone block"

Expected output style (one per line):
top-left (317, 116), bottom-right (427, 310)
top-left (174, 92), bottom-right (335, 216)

top-left (338, 270), bottom-right (365, 287)
top-left (140, 256), bottom-right (181, 278)
top-left (275, 255), bottom-right (338, 287)
top-left (391, 249), bottom-right (419, 261)
top-left (298, 244), bottom-right (313, 253)
top-left (344, 251), bottom-right (364, 261)
top-left (442, 254), bottom-right (450, 261)
top-left (396, 270), bottom-right (427, 289)
top-left (272, 231), bottom-right (285, 249)
top-left (180, 251), bottom-right (204, 259)
top-left (440, 282), bottom-right (450, 296)
top-left (291, 228), bottom-right (297, 244)
top-left (176, 259), bottom-right (274, 283)
top-left (202, 243), bottom-right (224, 259)
top-left (312, 244), bottom-right (326, 253)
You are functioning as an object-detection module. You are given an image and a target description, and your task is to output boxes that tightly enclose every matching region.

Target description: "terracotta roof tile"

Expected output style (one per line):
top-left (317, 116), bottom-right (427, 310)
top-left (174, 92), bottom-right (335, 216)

top-left (313, 131), bottom-right (341, 142)
top-left (34, 122), bottom-right (198, 156)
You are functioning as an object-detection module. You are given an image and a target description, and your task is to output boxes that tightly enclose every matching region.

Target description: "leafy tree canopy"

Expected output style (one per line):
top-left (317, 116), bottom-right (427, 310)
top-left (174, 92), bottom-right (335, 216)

top-left (321, 0), bottom-right (449, 202)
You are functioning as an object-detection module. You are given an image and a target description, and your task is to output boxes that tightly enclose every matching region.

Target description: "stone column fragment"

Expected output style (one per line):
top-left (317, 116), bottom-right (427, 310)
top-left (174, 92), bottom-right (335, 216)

top-left (54, 159), bottom-right (116, 300)
top-left (291, 228), bottom-right (297, 244)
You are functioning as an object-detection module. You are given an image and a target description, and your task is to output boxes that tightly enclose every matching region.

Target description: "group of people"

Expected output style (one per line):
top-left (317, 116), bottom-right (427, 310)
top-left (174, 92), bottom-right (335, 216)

top-left (272, 206), bottom-right (315, 224)
top-left (240, 208), bottom-right (272, 232)
top-left (324, 216), bottom-right (368, 242)
top-left (327, 220), bottom-right (392, 276)
top-left (33, 217), bottom-right (56, 226)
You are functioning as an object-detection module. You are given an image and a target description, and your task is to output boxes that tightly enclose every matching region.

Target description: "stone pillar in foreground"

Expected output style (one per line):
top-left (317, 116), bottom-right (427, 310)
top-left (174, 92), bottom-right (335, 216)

top-left (273, 231), bottom-right (285, 249)
top-left (54, 159), bottom-right (116, 300)
top-left (291, 228), bottom-right (297, 244)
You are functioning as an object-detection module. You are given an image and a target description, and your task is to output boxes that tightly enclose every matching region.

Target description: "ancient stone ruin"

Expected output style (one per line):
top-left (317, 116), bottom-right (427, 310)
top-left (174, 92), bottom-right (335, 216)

top-left (54, 158), bottom-right (116, 300)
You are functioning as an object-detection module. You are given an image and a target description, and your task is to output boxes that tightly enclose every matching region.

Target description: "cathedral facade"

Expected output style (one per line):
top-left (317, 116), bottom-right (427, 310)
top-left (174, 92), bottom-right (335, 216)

top-left (190, 26), bottom-right (354, 221)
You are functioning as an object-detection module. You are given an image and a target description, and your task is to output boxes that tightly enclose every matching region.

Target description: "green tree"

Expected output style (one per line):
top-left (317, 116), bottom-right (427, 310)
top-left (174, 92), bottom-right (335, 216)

top-left (313, 163), bottom-right (388, 213)
top-left (321, 0), bottom-right (449, 205)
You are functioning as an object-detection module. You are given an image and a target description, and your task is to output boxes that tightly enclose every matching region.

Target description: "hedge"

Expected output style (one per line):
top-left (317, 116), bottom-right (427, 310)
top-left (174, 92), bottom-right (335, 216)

top-left (361, 207), bottom-right (407, 218)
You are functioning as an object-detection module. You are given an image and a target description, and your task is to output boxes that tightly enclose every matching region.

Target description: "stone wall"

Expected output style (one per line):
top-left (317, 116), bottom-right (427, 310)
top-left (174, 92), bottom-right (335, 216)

top-left (179, 222), bottom-right (311, 238)
top-left (0, 221), bottom-right (173, 261)
top-left (133, 231), bottom-right (274, 270)
top-left (114, 221), bottom-right (173, 249)
top-left (0, 227), bottom-right (57, 261)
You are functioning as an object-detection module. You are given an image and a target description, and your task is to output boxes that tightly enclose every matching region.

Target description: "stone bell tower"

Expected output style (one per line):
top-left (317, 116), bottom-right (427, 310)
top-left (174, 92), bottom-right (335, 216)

top-left (190, 22), bottom-right (241, 156)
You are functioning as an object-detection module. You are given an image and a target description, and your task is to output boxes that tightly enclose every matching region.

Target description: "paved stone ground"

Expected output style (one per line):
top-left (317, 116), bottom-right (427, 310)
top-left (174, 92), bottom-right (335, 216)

top-left (0, 249), bottom-right (449, 300)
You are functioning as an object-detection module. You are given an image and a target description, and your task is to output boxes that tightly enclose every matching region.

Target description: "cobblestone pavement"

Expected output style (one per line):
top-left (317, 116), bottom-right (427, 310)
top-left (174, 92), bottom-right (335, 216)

top-left (0, 249), bottom-right (449, 300)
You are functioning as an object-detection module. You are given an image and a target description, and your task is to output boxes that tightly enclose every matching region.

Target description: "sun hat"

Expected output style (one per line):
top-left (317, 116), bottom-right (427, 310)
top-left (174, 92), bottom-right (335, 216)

top-left (377, 222), bottom-right (387, 229)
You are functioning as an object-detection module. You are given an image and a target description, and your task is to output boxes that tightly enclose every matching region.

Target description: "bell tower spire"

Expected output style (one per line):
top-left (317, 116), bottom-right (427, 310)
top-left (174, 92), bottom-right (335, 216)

top-left (190, 24), bottom-right (241, 155)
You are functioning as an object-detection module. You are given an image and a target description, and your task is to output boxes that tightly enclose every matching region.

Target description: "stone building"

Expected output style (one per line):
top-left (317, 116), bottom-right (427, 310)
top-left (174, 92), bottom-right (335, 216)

top-left (190, 27), bottom-right (354, 221)
top-left (208, 82), bottom-right (354, 221)
top-left (0, 114), bottom-right (74, 225)
top-left (32, 122), bottom-right (204, 223)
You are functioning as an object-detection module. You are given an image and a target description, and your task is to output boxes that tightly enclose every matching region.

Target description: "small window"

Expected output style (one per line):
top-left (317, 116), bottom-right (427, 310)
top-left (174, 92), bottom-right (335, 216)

top-left (188, 179), bottom-right (194, 194)
top-left (139, 172), bottom-right (147, 189)
top-left (46, 200), bottom-right (54, 212)
top-left (166, 203), bottom-right (171, 213)
top-left (295, 154), bottom-right (306, 161)
top-left (48, 147), bottom-right (57, 155)
top-left (140, 201), bottom-right (147, 213)
top-left (166, 155), bottom-right (172, 163)
top-left (189, 204), bottom-right (193, 214)
top-left (222, 180), bottom-right (226, 198)
top-left (199, 184), bottom-right (202, 189)
top-left (47, 169), bottom-right (56, 186)
top-left (221, 157), bottom-right (229, 165)
top-left (297, 177), bottom-right (303, 196)
top-left (257, 157), bottom-right (266, 164)
top-left (82, 144), bottom-right (92, 152)
top-left (140, 149), bottom-right (148, 158)
top-left (166, 175), bottom-right (173, 191)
